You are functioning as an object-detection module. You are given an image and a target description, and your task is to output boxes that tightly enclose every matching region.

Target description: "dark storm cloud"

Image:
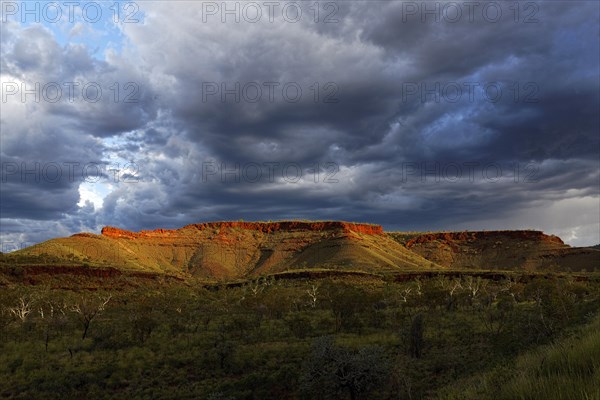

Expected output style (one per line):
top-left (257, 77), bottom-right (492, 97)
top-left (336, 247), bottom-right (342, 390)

top-left (1, 1), bottom-right (599, 246)
top-left (0, 20), bottom-right (158, 217)
top-left (1, 23), bottom-right (157, 138)
top-left (126, 0), bottom-right (598, 166)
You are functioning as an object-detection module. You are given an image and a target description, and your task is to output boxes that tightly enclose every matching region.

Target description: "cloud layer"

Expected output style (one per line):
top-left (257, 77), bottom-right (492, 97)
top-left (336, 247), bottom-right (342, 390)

top-left (1, 1), bottom-right (599, 248)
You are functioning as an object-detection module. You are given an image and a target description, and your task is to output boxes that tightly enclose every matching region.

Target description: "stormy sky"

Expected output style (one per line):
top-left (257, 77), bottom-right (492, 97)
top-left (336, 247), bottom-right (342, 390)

top-left (1, 0), bottom-right (599, 249)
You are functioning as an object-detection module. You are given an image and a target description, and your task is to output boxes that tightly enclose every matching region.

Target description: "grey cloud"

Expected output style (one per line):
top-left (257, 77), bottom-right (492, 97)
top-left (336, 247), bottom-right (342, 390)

top-left (1, 0), bottom-right (599, 247)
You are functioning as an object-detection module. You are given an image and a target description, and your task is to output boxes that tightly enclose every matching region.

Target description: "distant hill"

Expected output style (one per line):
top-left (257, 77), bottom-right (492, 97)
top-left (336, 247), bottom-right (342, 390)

top-left (8, 221), bottom-right (440, 280)
top-left (3, 222), bottom-right (599, 281)
top-left (387, 231), bottom-right (599, 273)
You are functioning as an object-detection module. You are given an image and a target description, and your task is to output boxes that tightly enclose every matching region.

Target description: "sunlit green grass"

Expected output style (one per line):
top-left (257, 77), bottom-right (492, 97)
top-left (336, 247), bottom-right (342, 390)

top-left (438, 313), bottom-right (600, 400)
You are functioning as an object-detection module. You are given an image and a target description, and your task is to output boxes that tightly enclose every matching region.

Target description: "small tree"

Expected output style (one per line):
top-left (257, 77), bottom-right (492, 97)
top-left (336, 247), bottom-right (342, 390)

top-left (210, 330), bottom-right (235, 371)
top-left (307, 284), bottom-right (319, 308)
top-left (38, 300), bottom-right (68, 351)
top-left (408, 313), bottom-right (425, 358)
top-left (479, 293), bottom-right (514, 336)
top-left (250, 280), bottom-right (264, 296)
top-left (8, 296), bottom-right (34, 323)
top-left (465, 276), bottom-right (487, 306)
top-left (130, 312), bottom-right (157, 344)
top-left (70, 295), bottom-right (112, 339)
top-left (327, 284), bottom-right (366, 332)
top-left (436, 277), bottom-right (463, 310)
top-left (286, 313), bottom-right (312, 339)
top-left (300, 336), bottom-right (389, 400)
top-left (0, 307), bottom-right (12, 342)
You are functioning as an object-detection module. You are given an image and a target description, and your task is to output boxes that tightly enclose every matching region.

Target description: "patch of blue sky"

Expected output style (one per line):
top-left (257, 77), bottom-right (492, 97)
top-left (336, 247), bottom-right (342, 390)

top-left (1, 0), bottom-right (145, 60)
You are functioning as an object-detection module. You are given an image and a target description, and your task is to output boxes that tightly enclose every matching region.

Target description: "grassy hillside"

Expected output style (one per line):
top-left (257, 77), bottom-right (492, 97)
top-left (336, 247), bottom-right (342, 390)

top-left (437, 312), bottom-right (600, 399)
top-left (4, 223), bottom-right (598, 282)
top-left (9, 222), bottom-right (441, 280)
top-left (388, 230), bottom-right (600, 273)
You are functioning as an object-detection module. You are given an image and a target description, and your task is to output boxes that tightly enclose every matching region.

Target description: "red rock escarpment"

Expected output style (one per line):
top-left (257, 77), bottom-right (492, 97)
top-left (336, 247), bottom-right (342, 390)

top-left (405, 230), bottom-right (564, 248)
top-left (101, 221), bottom-right (384, 239)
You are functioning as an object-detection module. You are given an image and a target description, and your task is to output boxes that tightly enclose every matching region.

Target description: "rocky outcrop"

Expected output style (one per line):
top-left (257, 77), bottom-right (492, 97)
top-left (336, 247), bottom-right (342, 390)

top-left (394, 230), bottom-right (594, 272)
top-left (71, 232), bottom-right (99, 238)
top-left (101, 221), bottom-right (384, 238)
top-left (405, 230), bottom-right (565, 249)
top-left (13, 223), bottom-right (596, 280)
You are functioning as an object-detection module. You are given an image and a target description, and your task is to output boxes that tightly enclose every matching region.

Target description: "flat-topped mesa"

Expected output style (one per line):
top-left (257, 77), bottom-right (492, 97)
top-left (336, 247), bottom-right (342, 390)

top-left (405, 230), bottom-right (565, 248)
top-left (101, 226), bottom-right (141, 238)
top-left (186, 221), bottom-right (384, 235)
top-left (101, 221), bottom-right (384, 238)
top-left (101, 226), bottom-right (179, 238)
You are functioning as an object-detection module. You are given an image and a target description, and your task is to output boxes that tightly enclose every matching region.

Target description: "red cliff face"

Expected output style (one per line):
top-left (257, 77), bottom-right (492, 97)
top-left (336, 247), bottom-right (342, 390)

top-left (186, 221), bottom-right (383, 234)
top-left (101, 226), bottom-right (140, 239)
top-left (405, 230), bottom-right (564, 248)
top-left (101, 221), bottom-right (384, 238)
top-left (101, 226), bottom-right (185, 238)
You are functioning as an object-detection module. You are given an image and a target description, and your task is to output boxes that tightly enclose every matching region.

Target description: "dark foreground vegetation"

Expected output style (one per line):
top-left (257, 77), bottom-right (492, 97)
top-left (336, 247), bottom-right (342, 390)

top-left (1, 274), bottom-right (599, 399)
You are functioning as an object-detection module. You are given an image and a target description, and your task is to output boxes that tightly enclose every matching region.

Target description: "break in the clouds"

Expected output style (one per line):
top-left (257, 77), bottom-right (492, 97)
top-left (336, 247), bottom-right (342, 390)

top-left (1, 0), bottom-right (599, 249)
